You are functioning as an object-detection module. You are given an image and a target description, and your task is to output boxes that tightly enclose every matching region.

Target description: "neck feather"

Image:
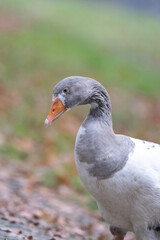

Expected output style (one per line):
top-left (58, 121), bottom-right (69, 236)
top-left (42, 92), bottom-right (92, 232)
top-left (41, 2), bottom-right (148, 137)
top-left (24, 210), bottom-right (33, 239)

top-left (87, 85), bottom-right (112, 126)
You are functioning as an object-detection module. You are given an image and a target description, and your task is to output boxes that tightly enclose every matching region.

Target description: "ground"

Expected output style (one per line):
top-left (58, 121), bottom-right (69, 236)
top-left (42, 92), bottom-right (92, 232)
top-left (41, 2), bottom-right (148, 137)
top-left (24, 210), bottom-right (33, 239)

top-left (0, 161), bottom-right (136, 240)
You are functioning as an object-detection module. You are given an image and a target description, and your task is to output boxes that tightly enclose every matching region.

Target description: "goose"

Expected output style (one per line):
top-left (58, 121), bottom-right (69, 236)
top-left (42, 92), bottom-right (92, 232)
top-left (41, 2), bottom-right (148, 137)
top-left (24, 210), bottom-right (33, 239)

top-left (45, 76), bottom-right (160, 240)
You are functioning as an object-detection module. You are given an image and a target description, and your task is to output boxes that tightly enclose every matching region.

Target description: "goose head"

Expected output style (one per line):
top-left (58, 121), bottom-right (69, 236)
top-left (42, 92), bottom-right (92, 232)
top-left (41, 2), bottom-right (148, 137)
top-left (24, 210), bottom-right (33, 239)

top-left (45, 76), bottom-right (112, 125)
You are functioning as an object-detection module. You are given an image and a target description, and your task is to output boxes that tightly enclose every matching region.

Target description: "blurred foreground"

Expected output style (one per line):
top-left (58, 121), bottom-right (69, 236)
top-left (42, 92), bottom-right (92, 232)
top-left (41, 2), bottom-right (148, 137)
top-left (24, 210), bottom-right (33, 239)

top-left (0, 160), bottom-right (115, 239)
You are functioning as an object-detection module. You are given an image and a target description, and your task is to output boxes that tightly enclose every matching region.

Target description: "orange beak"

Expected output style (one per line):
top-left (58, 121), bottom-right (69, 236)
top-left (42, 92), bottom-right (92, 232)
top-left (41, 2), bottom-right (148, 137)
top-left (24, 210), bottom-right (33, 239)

top-left (45, 97), bottom-right (67, 125)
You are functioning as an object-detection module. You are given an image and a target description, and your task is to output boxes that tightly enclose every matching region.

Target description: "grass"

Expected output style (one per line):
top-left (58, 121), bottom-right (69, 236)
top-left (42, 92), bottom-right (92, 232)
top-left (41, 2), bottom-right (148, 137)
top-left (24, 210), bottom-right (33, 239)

top-left (0, 144), bottom-right (27, 161)
top-left (0, 0), bottom-right (160, 96)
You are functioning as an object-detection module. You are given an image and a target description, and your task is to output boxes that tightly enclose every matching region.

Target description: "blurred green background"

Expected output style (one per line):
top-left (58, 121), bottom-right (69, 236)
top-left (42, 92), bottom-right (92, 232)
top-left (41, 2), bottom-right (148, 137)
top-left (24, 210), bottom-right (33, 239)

top-left (0, 0), bottom-right (160, 209)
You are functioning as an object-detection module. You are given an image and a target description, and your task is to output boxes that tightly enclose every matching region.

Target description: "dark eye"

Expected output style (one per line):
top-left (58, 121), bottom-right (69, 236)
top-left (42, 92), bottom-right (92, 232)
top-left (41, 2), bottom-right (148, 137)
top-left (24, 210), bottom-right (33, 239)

top-left (62, 88), bottom-right (69, 93)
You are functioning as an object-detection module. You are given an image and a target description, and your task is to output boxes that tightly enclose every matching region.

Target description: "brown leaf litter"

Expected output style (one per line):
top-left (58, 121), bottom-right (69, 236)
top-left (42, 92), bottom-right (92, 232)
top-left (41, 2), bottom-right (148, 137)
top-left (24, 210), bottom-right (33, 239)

top-left (0, 161), bottom-right (135, 240)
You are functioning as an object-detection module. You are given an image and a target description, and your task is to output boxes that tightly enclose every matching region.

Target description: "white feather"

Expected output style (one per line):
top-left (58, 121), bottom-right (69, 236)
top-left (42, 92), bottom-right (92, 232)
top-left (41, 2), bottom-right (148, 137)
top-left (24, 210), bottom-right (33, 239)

top-left (57, 93), bottom-right (65, 105)
top-left (75, 136), bottom-right (160, 233)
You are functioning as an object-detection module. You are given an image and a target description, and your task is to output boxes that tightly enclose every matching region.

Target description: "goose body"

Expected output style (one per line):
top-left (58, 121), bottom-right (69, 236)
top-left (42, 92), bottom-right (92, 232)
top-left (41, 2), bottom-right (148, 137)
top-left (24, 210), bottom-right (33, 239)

top-left (75, 127), bottom-right (160, 237)
top-left (45, 76), bottom-right (160, 240)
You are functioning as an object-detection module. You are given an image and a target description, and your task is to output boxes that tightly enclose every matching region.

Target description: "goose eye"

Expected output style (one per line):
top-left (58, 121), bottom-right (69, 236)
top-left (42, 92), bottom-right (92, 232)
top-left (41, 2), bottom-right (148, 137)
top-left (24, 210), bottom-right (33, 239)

top-left (63, 88), bottom-right (69, 93)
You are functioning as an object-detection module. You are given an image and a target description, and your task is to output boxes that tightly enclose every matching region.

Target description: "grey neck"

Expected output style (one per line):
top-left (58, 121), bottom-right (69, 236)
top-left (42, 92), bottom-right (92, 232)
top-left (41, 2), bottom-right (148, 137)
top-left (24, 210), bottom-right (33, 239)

top-left (87, 86), bottom-right (113, 127)
top-left (75, 83), bottom-right (135, 180)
